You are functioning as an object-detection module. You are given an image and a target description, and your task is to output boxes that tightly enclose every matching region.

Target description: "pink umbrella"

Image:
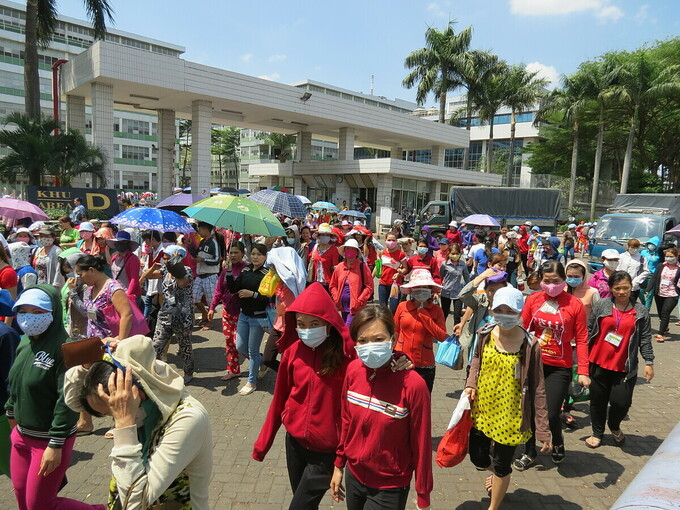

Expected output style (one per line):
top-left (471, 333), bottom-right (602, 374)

top-left (0, 197), bottom-right (49, 227)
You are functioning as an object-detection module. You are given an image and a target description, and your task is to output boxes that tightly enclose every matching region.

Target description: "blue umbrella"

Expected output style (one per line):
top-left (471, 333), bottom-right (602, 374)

top-left (110, 207), bottom-right (195, 233)
top-left (339, 209), bottom-right (366, 219)
top-left (156, 193), bottom-right (203, 209)
top-left (248, 190), bottom-right (307, 219)
top-left (236, 189), bottom-right (250, 195)
top-left (311, 201), bottom-right (339, 212)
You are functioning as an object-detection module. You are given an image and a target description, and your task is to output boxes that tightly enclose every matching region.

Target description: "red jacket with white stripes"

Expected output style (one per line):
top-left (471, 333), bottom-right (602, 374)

top-left (335, 358), bottom-right (433, 508)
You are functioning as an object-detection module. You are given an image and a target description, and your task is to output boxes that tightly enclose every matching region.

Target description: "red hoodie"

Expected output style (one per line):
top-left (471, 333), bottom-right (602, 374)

top-left (335, 359), bottom-right (433, 508)
top-left (252, 283), bottom-right (356, 459)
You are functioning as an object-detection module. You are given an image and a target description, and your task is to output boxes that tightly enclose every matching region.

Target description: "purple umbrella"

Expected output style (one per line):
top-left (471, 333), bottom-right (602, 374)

top-left (156, 193), bottom-right (203, 209)
top-left (460, 214), bottom-right (500, 227)
top-left (0, 197), bottom-right (49, 226)
top-left (665, 224), bottom-right (680, 237)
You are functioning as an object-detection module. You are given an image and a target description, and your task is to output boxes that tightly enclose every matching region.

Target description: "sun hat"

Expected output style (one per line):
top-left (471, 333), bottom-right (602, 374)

top-left (341, 220), bottom-right (352, 226)
top-left (78, 221), bottom-right (95, 232)
top-left (13, 287), bottom-right (52, 312)
top-left (524, 221), bottom-right (533, 226)
top-left (449, 220), bottom-right (458, 227)
top-left (568, 223), bottom-right (577, 229)
top-left (531, 226), bottom-right (540, 232)
top-left (400, 268), bottom-right (443, 294)
top-left (317, 223), bottom-right (333, 235)
top-left (506, 231), bottom-right (519, 239)
top-left (29, 221), bottom-right (45, 232)
top-left (492, 286), bottom-right (524, 312)
top-left (164, 244), bottom-right (187, 258)
top-left (601, 249), bottom-right (621, 260)
top-left (15, 227), bottom-right (31, 236)
top-left (106, 230), bottom-right (140, 251)
top-left (512, 226), bottom-right (520, 232)
top-left (37, 226), bottom-right (54, 237)
top-left (338, 238), bottom-right (361, 257)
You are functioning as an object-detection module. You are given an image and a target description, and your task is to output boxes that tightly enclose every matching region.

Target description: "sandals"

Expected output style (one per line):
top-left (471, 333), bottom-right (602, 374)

top-left (564, 413), bottom-right (578, 430)
top-left (655, 335), bottom-right (665, 343)
top-left (611, 430), bottom-right (626, 446)
top-left (512, 453), bottom-right (536, 471)
top-left (551, 445), bottom-right (566, 463)
top-left (220, 372), bottom-right (239, 381)
top-left (585, 436), bottom-right (601, 448)
top-left (76, 427), bottom-right (93, 437)
top-left (485, 475), bottom-right (493, 496)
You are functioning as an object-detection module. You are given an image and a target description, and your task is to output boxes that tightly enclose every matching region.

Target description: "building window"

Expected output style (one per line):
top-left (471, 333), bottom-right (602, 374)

top-left (121, 119), bottom-right (150, 135)
top-left (390, 177), bottom-right (430, 215)
top-left (121, 145), bottom-right (149, 160)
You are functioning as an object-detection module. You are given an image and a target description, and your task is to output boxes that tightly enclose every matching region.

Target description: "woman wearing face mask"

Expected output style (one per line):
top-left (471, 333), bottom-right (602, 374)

top-left (12, 227), bottom-right (35, 246)
top-left (401, 239), bottom-right (441, 285)
top-left (76, 222), bottom-right (96, 255)
top-left (394, 269), bottom-right (447, 393)
top-left (640, 237), bottom-right (661, 311)
top-left (253, 282), bottom-right (356, 509)
top-left (514, 261), bottom-right (590, 471)
top-left (6, 286), bottom-right (105, 510)
top-left (616, 239), bottom-right (649, 303)
top-left (208, 241), bottom-right (248, 381)
top-left (439, 243), bottom-right (470, 323)
top-left (586, 271), bottom-right (654, 448)
top-left (226, 243), bottom-right (270, 395)
top-left (565, 259), bottom-right (600, 317)
top-left (330, 239), bottom-right (374, 326)
top-left (331, 306), bottom-right (433, 510)
top-left (420, 225), bottom-right (439, 253)
top-left (377, 233), bottom-right (407, 314)
top-left (308, 223), bottom-right (339, 290)
top-left (33, 227), bottom-right (64, 288)
top-left (464, 286), bottom-right (550, 510)
top-left (651, 247), bottom-right (680, 343)
top-left (90, 227), bottom-right (115, 264)
top-left (107, 231), bottom-right (142, 302)
top-left (588, 249), bottom-right (621, 299)
top-left (300, 226), bottom-right (315, 262)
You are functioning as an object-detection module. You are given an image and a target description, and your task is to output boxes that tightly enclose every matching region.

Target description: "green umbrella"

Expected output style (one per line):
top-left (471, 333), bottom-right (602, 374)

top-left (183, 195), bottom-right (286, 237)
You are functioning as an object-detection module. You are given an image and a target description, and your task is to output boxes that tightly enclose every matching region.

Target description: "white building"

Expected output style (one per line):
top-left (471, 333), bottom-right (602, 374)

top-left (0, 0), bottom-right (184, 191)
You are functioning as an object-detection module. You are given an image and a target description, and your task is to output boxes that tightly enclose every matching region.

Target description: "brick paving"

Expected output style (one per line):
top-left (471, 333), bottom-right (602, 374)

top-left (2, 314), bottom-right (679, 509)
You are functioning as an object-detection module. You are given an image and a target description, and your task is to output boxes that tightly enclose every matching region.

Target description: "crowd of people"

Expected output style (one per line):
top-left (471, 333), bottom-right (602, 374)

top-left (0, 197), bottom-right (675, 510)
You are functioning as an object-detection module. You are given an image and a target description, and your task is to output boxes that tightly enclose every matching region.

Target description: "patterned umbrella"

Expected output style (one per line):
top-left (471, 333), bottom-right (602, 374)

top-left (183, 195), bottom-right (286, 237)
top-left (109, 207), bottom-right (195, 233)
top-left (295, 195), bottom-right (311, 205)
top-left (0, 197), bottom-right (49, 226)
top-left (248, 190), bottom-right (307, 219)
top-left (339, 209), bottom-right (366, 219)
top-left (311, 201), bottom-right (339, 212)
top-left (460, 214), bottom-right (500, 227)
top-left (156, 193), bottom-right (203, 209)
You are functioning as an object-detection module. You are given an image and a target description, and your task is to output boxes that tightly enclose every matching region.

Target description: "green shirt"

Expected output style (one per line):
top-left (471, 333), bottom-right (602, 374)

top-left (60, 228), bottom-right (79, 245)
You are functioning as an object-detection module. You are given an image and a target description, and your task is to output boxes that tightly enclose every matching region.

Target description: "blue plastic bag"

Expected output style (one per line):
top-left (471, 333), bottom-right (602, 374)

top-left (435, 335), bottom-right (462, 369)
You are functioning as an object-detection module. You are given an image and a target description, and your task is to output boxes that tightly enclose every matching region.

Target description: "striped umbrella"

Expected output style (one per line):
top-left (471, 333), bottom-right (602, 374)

top-left (248, 190), bottom-right (307, 219)
top-left (311, 201), bottom-right (339, 212)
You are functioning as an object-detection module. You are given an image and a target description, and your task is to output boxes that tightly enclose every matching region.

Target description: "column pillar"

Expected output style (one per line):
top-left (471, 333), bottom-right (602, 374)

top-left (338, 127), bottom-right (355, 161)
top-left (90, 82), bottom-right (114, 188)
top-left (391, 147), bottom-right (403, 160)
top-left (157, 109), bottom-right (176, 201)
top-left (66, 95), bottom-right (86, 133)
top-left (298, 131), bottom-right (312, 162)
top-left (431, 145), bottom-right (445, 166)
top-left (191, 100), bottom-right (212, 198)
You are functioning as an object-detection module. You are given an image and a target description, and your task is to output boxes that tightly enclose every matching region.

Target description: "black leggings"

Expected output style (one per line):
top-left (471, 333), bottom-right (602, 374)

top-left (589, 363), bottom-right (636, 439)
top-left (525, 364), bottom-right (572, 455)
top-left (440, 296), bottom-right (464, 324)
top-left (285, 433), bottom-right (335, 510)
top-left (414, 366), bottom-right (436, 394)
top-left (654, 295), bottom-right (678, 335)
top-left (469, 428), bottom-right (516, 478)
top-left (345, 467), bottom-right (410, 510)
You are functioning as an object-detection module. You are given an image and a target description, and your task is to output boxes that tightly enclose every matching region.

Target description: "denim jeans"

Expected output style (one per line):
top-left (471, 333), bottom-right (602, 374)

top-left (236, 312), bottom-right (267, 385)
top-left (378, 284), bottom-right (399, 314)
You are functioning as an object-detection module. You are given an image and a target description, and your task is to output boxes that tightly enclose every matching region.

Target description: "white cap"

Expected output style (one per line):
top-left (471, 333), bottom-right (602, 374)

top-left (524, 221), bottom-right (532, 226)
top-left (568, 223), bottom-right (577, 229)
top-left (601, 249), bottom-right (620, 260)
top-left (492, 286), bottom-right (524, 312)
top-left (449, 220), bottom-right (458, 227)
top-left (512, 226), bottom-right (520, 232)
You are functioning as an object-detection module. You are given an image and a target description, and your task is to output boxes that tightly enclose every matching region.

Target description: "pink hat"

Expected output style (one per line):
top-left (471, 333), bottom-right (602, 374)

top-left (400, 269), bottom-right (442, 294)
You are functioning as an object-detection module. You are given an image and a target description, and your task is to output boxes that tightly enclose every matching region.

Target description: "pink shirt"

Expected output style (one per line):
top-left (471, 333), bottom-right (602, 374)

top-left (659, 264), bottom-right (679, 298)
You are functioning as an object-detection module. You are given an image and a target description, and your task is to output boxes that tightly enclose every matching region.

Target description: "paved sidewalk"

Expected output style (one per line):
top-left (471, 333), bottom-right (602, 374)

top-left (2, 316), bottom-right (679, 510)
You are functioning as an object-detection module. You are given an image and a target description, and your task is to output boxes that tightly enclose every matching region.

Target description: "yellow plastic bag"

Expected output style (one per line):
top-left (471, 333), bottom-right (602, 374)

top-left (258, 268), bottom-right (281, 297)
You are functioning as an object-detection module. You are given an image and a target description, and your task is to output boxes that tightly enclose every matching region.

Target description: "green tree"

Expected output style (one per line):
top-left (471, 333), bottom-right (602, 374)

top-left (502, 65), bottom-right (547, 186)
top-left (211, 126), bottom-right (240, 186)
top-left (403, 21), bottom-right (472, 124)
top-left (24, 0), bottom-right (113, 119)
top-left (52, 128), bottom-right (106, 187)
top-left (257, 132), bottom-right (297, 163)
top-left (178, 119), bottom-right (191, 188)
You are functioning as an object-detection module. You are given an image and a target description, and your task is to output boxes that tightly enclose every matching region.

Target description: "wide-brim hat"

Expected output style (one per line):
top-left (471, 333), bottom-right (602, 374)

top-left (106, 230), bottom-right (139, 251)
top-left (338, 238), bottom-right (360, 256)
top-left (316, 223), bottom-right (333, 235)
top-left (400, 268), bottom-right (443, 293)
top-left (506, 231), bottom-right (519, 239)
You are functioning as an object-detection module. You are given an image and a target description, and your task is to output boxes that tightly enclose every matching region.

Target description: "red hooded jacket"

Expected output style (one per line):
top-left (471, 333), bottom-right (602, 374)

top-left (252, 283), bottom-right (356, 459)
top-left (329, 259), bottom-right (374, 315)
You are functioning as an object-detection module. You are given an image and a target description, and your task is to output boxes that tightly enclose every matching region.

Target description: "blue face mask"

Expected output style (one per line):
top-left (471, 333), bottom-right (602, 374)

top-left (417, 247), bottom-right (428, 256)
top-left (566, 277), bottom-right (583, 288)
top-left (355, 341), bottom-right (393, 369)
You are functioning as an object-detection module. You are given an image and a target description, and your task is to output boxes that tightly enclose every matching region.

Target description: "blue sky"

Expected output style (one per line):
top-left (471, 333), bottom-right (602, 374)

top-left (59, 0), bottom-right (679, 106)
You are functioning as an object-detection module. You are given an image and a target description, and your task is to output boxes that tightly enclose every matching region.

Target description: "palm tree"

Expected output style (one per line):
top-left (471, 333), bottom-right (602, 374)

top-left (611, 52), bottom-right (680, 193)
top-left (211, 126), bottom-right (241, 186)
top-left (403, 22), bottom-right (472, 124)
top-left (24, 0), bottom-right (114, 119)
top-left (470, 60), bottom-right (510, 173)
top-left (503, 65), bottom-right (548, 186)
top-left (179, 119), bottom-right (191, 187)
top-left (0, 113), bottom-right (104, 185)
top-left (534, 73), bottom-right (589, 209)
top-left (257, 132), bottom-right (297, 163)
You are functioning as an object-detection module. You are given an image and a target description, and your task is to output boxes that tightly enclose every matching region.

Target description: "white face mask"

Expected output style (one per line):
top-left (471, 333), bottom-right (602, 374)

top-left (17, 312), bottom-right (53, 336)
top-left (629, 248), bottom-right (640, 256)
top-left (39, 238), bottom-right (54, 247)
top-left (355, 341), bottom-right (393, 369)
top-left (296, 326), bottom-right (327, 348)
top-left (604, 260), bottom-right (619, 270)
top-left (411, 289), bottom-right (432, 302)
top-left (493, 313), bottom-right (521, 330)
top-left (318, 235), bottom-right (331, 244)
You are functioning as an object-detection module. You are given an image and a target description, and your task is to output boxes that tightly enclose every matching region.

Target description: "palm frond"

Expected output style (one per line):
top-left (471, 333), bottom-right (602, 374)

top-left (83, 0), bottom-right (114, 39)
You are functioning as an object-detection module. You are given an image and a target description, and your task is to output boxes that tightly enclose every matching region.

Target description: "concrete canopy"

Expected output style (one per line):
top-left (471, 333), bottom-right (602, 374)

top-left (60, 42), bottom-right (469, 151)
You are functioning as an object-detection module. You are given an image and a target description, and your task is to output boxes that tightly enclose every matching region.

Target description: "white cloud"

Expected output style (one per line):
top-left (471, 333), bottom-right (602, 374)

top-left (240, 53), bottom-right (252, 63)
top-left (510, 0), bottom-right (624, 22)
top-left (258, 73), bottom-right (280, 81)
top-left (426, 1), bottom-right (452, 19)
top-left (525, 62), bottom-right (560, 90)
top-left (268, 54), bottom-right (287, 62)
top-left (634, 4), bottom-right (655, 23)
top-left (596, 5), bottom-right (624, 22)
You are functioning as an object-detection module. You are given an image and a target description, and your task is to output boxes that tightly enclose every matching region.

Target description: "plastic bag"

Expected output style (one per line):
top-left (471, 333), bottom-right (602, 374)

top-left (436, 394), bottom-right (472, 468)
top-left (258, 269), bottom-right (281, 297)
top-left (374, 257), bottom-right (382, 278)
top-left (435, 335), bottom-right (462, 369)
top-left (389, 281), bottom-right (399, 298)
top-left (569, 364), bottom-right (590, 403)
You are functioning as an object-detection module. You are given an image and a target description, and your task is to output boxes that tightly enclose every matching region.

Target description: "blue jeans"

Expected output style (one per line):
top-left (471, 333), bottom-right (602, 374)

top-left (564, 246), bottom-right (575, 261)
top-left (378, 284), bottom-right (399, 314)
top-left (236, 312), bottom-right (267, 385)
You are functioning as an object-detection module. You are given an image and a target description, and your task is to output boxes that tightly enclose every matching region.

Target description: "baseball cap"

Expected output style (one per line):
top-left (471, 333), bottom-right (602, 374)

top-left (492, 286), bottom-right (524, 312)
top-left (602, 249), bottom-right (620, 260)
top-left (438, 237), bottom-right (450, 245)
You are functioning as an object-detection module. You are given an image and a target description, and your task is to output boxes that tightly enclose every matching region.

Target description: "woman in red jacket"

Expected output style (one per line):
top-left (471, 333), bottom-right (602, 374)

top-left (394, 269), bottom-right (447, 393)
top-left (331, 305), bottom-right (432, 510)
top-left (329, 239), bottom-right (374, 326)
top-left (253, 282), bottom-right (355, 509)
top-left (308, 223), bottom-right (339, 290)
top-left (514, 260), bottom-right (590, 471)
top-left (401, 238), bottom-right (441, 284)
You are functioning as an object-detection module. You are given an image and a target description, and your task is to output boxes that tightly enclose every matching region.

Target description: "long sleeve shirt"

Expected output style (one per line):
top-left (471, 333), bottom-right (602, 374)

top-left (394, 300), bottom-right (448, 367)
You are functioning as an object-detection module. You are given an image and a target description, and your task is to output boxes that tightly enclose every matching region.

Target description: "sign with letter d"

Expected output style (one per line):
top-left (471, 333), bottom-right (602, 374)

top-left (26, 186), bottom-right (119, 219)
